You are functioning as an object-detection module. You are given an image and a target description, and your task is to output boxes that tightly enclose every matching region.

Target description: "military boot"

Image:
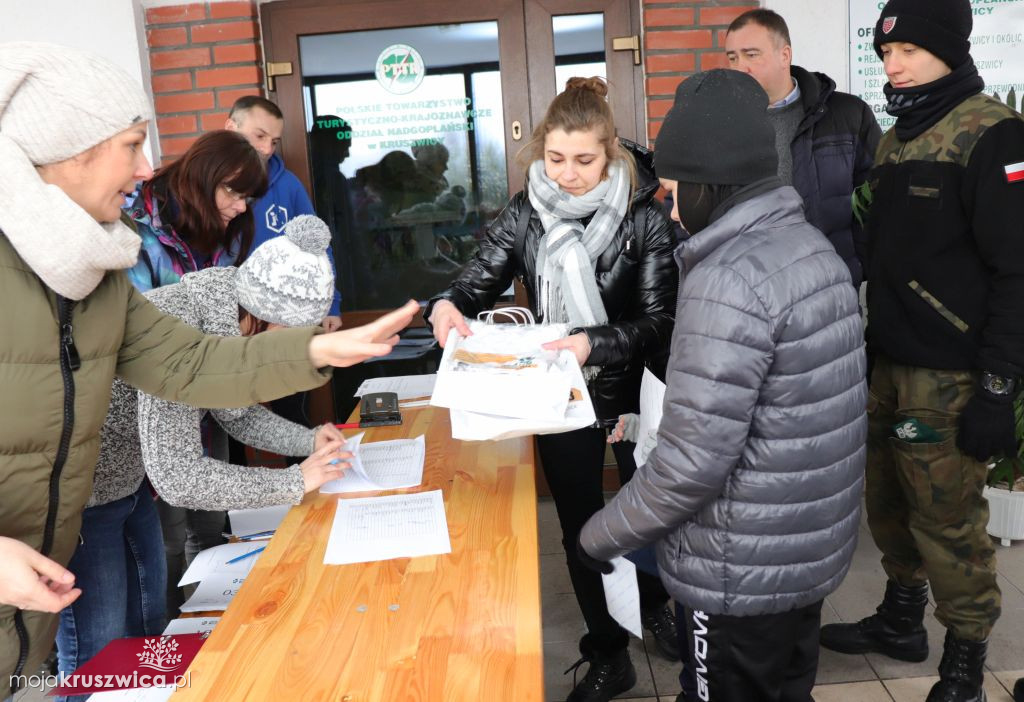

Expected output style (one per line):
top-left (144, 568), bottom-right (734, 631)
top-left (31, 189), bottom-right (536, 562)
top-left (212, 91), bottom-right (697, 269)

top-left (925, 631), bottom-right (987, 702)
top-left (819, 580), bottom-right (929, 662)
top-left (1012, 677), bottom-right (1023, 702)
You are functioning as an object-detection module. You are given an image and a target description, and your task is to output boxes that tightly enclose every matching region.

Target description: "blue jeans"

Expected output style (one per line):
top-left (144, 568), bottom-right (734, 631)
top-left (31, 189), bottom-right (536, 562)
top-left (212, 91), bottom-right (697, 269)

top-left (56, 483), bottom-right (167, 702)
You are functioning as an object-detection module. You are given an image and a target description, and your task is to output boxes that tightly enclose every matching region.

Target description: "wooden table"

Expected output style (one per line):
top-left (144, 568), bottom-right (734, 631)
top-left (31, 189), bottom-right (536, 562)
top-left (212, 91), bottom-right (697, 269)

top-left (172, 405), bottom-right (543, 701)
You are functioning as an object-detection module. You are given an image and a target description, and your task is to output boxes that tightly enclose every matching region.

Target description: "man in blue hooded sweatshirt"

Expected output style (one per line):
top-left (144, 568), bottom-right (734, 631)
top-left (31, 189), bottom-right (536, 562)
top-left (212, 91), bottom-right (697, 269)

top-left (226, 96), bottom-right (342, 330)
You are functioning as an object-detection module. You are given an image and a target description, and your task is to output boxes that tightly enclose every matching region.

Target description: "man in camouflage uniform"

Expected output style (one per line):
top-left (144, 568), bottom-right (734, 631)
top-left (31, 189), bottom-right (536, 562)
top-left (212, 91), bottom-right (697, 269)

top-left (819, 1), bottom-right (1024, 701)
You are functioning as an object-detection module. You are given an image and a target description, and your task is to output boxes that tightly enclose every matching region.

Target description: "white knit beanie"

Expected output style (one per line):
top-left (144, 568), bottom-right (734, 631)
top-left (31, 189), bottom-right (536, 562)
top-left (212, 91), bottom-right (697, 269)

top-left (236, 215), bottom-right (336, 326)
top-left (0, 41), bottom-right (153, 164)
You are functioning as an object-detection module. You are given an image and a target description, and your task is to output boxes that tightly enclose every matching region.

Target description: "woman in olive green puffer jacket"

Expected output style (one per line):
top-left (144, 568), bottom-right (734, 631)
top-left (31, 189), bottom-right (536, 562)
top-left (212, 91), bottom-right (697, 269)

top-left (0, 42), bottom-right (415, 698)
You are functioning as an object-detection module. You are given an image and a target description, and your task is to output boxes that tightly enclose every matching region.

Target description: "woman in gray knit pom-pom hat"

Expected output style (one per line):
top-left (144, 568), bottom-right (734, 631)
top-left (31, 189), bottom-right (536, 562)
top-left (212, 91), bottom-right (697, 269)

top-left (60, 215), bottom-right (356, 685)
top-left (0, 40), bottom-right (416, 696)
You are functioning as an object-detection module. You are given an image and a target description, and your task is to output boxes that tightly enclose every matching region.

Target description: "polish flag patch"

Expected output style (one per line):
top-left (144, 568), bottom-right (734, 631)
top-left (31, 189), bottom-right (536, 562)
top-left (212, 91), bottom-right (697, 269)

top-left (1006, 161), bottom-right (1024, 184)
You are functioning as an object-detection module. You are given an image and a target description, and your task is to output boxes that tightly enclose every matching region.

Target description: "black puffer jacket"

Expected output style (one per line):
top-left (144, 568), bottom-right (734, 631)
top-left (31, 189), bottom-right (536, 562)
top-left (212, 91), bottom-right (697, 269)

top-left (425, 140), bottom-right (678, 422)
top-left (789, 66), bottom-right (881, 287)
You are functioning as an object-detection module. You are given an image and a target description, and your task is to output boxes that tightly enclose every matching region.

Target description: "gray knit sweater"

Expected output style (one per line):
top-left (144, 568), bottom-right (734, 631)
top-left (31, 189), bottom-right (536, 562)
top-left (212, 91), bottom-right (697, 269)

top-left (88, 267), bottom-right (315, 510)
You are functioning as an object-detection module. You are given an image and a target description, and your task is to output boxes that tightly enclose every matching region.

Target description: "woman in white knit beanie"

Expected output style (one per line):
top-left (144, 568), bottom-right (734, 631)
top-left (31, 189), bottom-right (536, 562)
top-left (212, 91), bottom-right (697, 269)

top-left (0, 42), bottom-right (416, 697)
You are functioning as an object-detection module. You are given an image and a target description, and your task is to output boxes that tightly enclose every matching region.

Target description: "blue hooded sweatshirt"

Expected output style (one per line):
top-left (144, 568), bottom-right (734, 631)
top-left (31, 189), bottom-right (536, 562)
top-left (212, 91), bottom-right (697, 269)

top-left (251, 152), bottom-right (341, 316)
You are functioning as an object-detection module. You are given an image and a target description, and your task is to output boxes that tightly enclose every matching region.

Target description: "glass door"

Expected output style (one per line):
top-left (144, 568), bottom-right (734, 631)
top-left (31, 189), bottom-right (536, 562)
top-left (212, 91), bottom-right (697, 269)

top-left (300, 22), bottom-right (511, 311)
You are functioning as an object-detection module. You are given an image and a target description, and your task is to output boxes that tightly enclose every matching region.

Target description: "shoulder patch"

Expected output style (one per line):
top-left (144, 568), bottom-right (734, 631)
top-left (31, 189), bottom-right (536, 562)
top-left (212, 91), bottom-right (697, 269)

top-left (1006, 161), bottom-right (1024, 184)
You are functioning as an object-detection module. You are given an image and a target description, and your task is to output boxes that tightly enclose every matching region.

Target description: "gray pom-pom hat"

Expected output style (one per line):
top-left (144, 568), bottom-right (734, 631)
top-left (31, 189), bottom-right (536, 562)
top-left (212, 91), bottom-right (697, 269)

top-left (236, 215), bottom-right (336, 326)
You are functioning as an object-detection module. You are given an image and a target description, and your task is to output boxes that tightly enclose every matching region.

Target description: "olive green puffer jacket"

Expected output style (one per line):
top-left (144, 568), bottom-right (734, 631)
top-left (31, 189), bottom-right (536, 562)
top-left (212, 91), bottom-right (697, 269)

top-left (0, 233), bottom-right (330, 696)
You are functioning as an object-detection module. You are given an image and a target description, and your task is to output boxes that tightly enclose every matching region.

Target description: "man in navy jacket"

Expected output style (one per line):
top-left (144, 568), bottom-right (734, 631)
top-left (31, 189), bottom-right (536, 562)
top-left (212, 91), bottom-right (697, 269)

top-left (725, 9), bottom-right (881, 287)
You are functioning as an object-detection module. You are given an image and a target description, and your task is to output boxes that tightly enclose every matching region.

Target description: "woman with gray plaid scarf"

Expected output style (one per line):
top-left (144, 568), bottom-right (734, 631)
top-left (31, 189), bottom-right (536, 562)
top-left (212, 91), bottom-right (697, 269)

top-left (426, 77), bottom-right (678, 702)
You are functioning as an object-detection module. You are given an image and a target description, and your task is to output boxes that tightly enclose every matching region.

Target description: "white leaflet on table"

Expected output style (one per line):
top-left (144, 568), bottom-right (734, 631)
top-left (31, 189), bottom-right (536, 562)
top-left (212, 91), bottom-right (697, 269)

top-left (633, 368), bottom-right (667, 466)
top-left (177, 542), bottom-right (262, 587)
top-left (323, 489), bottom-right (451, 565)
top-left (179, 567), bottom-right (249, 612)
top-left (320, 434), bottom-right (425, 494)
top-left (354, 374), bottom-right (437, 400)
top-left (228, 504), bottom-right (289, 537)
top-left (86, 688), bottom-right (176, 701)
top-left (601, 556), bottom-right (643, 638)
top-left (162, 616), bottom-right (220, 637)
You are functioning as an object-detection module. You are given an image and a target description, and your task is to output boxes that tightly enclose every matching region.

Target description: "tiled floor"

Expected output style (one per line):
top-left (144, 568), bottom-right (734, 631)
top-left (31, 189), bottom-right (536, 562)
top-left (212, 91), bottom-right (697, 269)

top-left (537, 496), bottom-right (1024, 702)
top-left (13, 497), bottom-right (1022, 701)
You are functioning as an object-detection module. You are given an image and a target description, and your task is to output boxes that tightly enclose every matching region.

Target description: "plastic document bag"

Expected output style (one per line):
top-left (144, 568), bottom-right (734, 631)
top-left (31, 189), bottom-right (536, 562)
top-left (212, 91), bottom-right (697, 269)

top-left (431, 308), bottom-right (596, 440)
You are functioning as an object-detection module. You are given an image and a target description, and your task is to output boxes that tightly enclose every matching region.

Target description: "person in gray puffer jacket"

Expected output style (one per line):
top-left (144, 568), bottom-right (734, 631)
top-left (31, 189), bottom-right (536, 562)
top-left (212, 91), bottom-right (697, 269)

top-left (579, 70), bottom-right (867, 702)
top-left (55, 216), bottom-right (352, 698)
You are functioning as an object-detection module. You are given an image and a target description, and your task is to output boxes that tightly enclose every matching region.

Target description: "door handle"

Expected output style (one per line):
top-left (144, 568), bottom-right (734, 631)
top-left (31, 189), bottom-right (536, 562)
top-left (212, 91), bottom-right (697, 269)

top-left (612, 35), bottom-right (641, 66)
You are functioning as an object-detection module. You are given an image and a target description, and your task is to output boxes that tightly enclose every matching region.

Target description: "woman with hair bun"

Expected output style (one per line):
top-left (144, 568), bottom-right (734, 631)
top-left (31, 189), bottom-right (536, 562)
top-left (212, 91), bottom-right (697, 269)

top-left (426, 77), bottom-right (678, 702)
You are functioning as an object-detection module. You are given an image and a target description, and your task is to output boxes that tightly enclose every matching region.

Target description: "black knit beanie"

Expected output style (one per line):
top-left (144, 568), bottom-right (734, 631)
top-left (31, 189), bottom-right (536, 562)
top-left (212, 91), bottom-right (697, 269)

top-left (654, 69), bottom-right (777, 187)
top-left (873, 0), bottom-right (973, 69)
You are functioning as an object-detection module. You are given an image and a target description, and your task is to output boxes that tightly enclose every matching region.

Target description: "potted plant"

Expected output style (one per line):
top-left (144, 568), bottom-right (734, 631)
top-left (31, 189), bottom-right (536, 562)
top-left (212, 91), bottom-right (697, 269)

top-left (985, 396), bottom-right (1024, 546)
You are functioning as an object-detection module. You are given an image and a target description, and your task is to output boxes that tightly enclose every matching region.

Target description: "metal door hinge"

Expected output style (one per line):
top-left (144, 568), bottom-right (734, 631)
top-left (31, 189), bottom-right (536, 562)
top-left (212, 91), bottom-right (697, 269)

top-left (265, 61), bottom-right (293, 92)
top-left (612, 35), bottom-right (641, 65)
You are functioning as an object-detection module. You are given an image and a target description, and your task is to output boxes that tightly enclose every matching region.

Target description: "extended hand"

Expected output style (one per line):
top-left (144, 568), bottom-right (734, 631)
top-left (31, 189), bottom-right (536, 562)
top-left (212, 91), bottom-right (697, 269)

top-left (321, 315), bottom-right (343, 333)
top-left (313, 423), bottom-right (346, 451)
top-left (300, 439), bottom-right (352, 493)
top-left (308, 300), bottom-right (418, 368)
top-left (0, 536), bottom-right (81, 612)
top-left (429, 300), bottom-right (471, 348)
top-left (542, 332), bottom-right (592, 367)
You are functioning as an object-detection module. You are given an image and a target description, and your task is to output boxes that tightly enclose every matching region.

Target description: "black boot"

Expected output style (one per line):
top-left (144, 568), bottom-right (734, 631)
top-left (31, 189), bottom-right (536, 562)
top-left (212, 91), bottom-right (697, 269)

top-left (564, 638), bottom-right (636, 702)
top-left (1013, 677), bottom-right (1023, 702)
top-left (819, 580), bottom-right (929, 662)
top-left (925, 631), bottom-right (987, 702)
top-left (642, 604), bottom-right (681, 661)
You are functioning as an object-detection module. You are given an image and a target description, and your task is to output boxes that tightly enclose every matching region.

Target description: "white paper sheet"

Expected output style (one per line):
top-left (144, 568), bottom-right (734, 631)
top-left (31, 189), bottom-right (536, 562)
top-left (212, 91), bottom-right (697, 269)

top-left (323, 490), bottom-right (451, 565)
top-left (228, 504), bottom-right (289, 537)
top-left (179, 568), bottom-right (249, 612)
top-left (320, 434), bottom-right (425, 494)
top-left (633, 368), bottom-right (667, 466)
top-left (355, 374), bottom-right (437, 400)
top-left (162, 616), bottom-right (220, 637)
top-left (601, 556), bottom-right (642, 638)
top-left (177, 542), bottom-right (263, 587)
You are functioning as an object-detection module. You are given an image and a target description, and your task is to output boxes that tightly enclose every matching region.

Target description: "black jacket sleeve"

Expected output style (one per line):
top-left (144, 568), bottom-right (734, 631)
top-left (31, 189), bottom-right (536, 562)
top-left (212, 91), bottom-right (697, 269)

top-left (962, 117), bottom-right (1024, 378)
top-left (851, 100), bottom-right (882, 277)
top-left (583, 200), bottom-right (679, 367)
top-left (424, 194), bottom-right (522, 328)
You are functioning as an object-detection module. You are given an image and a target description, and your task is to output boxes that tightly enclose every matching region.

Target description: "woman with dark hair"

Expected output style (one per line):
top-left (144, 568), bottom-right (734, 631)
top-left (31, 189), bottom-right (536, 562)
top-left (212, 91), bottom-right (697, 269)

top-left (120, 130), bottom-right (272, 621)
top-left (124, 129), bottom-right (267, 292)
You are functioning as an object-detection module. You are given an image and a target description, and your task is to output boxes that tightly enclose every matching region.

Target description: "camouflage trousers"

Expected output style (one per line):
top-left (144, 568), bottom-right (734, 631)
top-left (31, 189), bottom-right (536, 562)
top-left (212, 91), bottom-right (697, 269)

top-left (866, 356), bottom-right (1000, 641)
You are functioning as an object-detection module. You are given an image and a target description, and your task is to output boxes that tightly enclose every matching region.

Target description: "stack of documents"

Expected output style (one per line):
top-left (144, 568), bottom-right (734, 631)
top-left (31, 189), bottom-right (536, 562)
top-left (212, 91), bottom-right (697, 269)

top-left (320, 433), bottom-right (426, 494)
top-left (178, 542), bottom-right (265, 612)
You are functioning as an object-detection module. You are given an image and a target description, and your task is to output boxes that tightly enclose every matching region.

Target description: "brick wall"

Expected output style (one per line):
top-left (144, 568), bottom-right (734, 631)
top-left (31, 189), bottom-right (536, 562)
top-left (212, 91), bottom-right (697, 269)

top-left (642, 1), bottom-right (760, 144)
top-left (144, 1), bottom-right (263, 162)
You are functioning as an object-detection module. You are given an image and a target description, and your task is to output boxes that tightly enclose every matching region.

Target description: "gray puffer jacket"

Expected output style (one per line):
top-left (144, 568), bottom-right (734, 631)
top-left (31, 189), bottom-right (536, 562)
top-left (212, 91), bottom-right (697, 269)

top-left (581, 185), bottom-right (866, 616)
top-left (90, 267), bottom-right (315, 511)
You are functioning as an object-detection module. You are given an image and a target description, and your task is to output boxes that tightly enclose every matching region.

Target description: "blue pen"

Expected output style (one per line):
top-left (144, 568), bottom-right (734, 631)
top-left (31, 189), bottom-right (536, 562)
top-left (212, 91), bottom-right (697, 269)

top-left (225, 545), bottom-right (265, 565)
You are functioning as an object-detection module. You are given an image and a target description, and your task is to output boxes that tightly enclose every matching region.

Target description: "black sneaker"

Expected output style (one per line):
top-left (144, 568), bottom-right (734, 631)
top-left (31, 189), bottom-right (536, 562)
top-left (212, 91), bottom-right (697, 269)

top-left (564, 647), bottom-right (637, 702)
top-left (642, 605), bottom-right (681, 661)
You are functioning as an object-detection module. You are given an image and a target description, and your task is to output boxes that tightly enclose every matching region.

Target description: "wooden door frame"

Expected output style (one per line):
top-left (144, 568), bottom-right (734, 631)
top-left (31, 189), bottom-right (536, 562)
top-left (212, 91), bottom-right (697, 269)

top-left (523, 0), bottom-right (644, 144)
top-left (261, 0), bottom-right (532, 206)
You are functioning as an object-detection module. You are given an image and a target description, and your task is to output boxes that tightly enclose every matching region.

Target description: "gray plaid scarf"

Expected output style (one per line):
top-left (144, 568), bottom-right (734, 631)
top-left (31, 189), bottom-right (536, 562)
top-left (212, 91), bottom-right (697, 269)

top-left (527, 159), bottom-right (629, 337)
